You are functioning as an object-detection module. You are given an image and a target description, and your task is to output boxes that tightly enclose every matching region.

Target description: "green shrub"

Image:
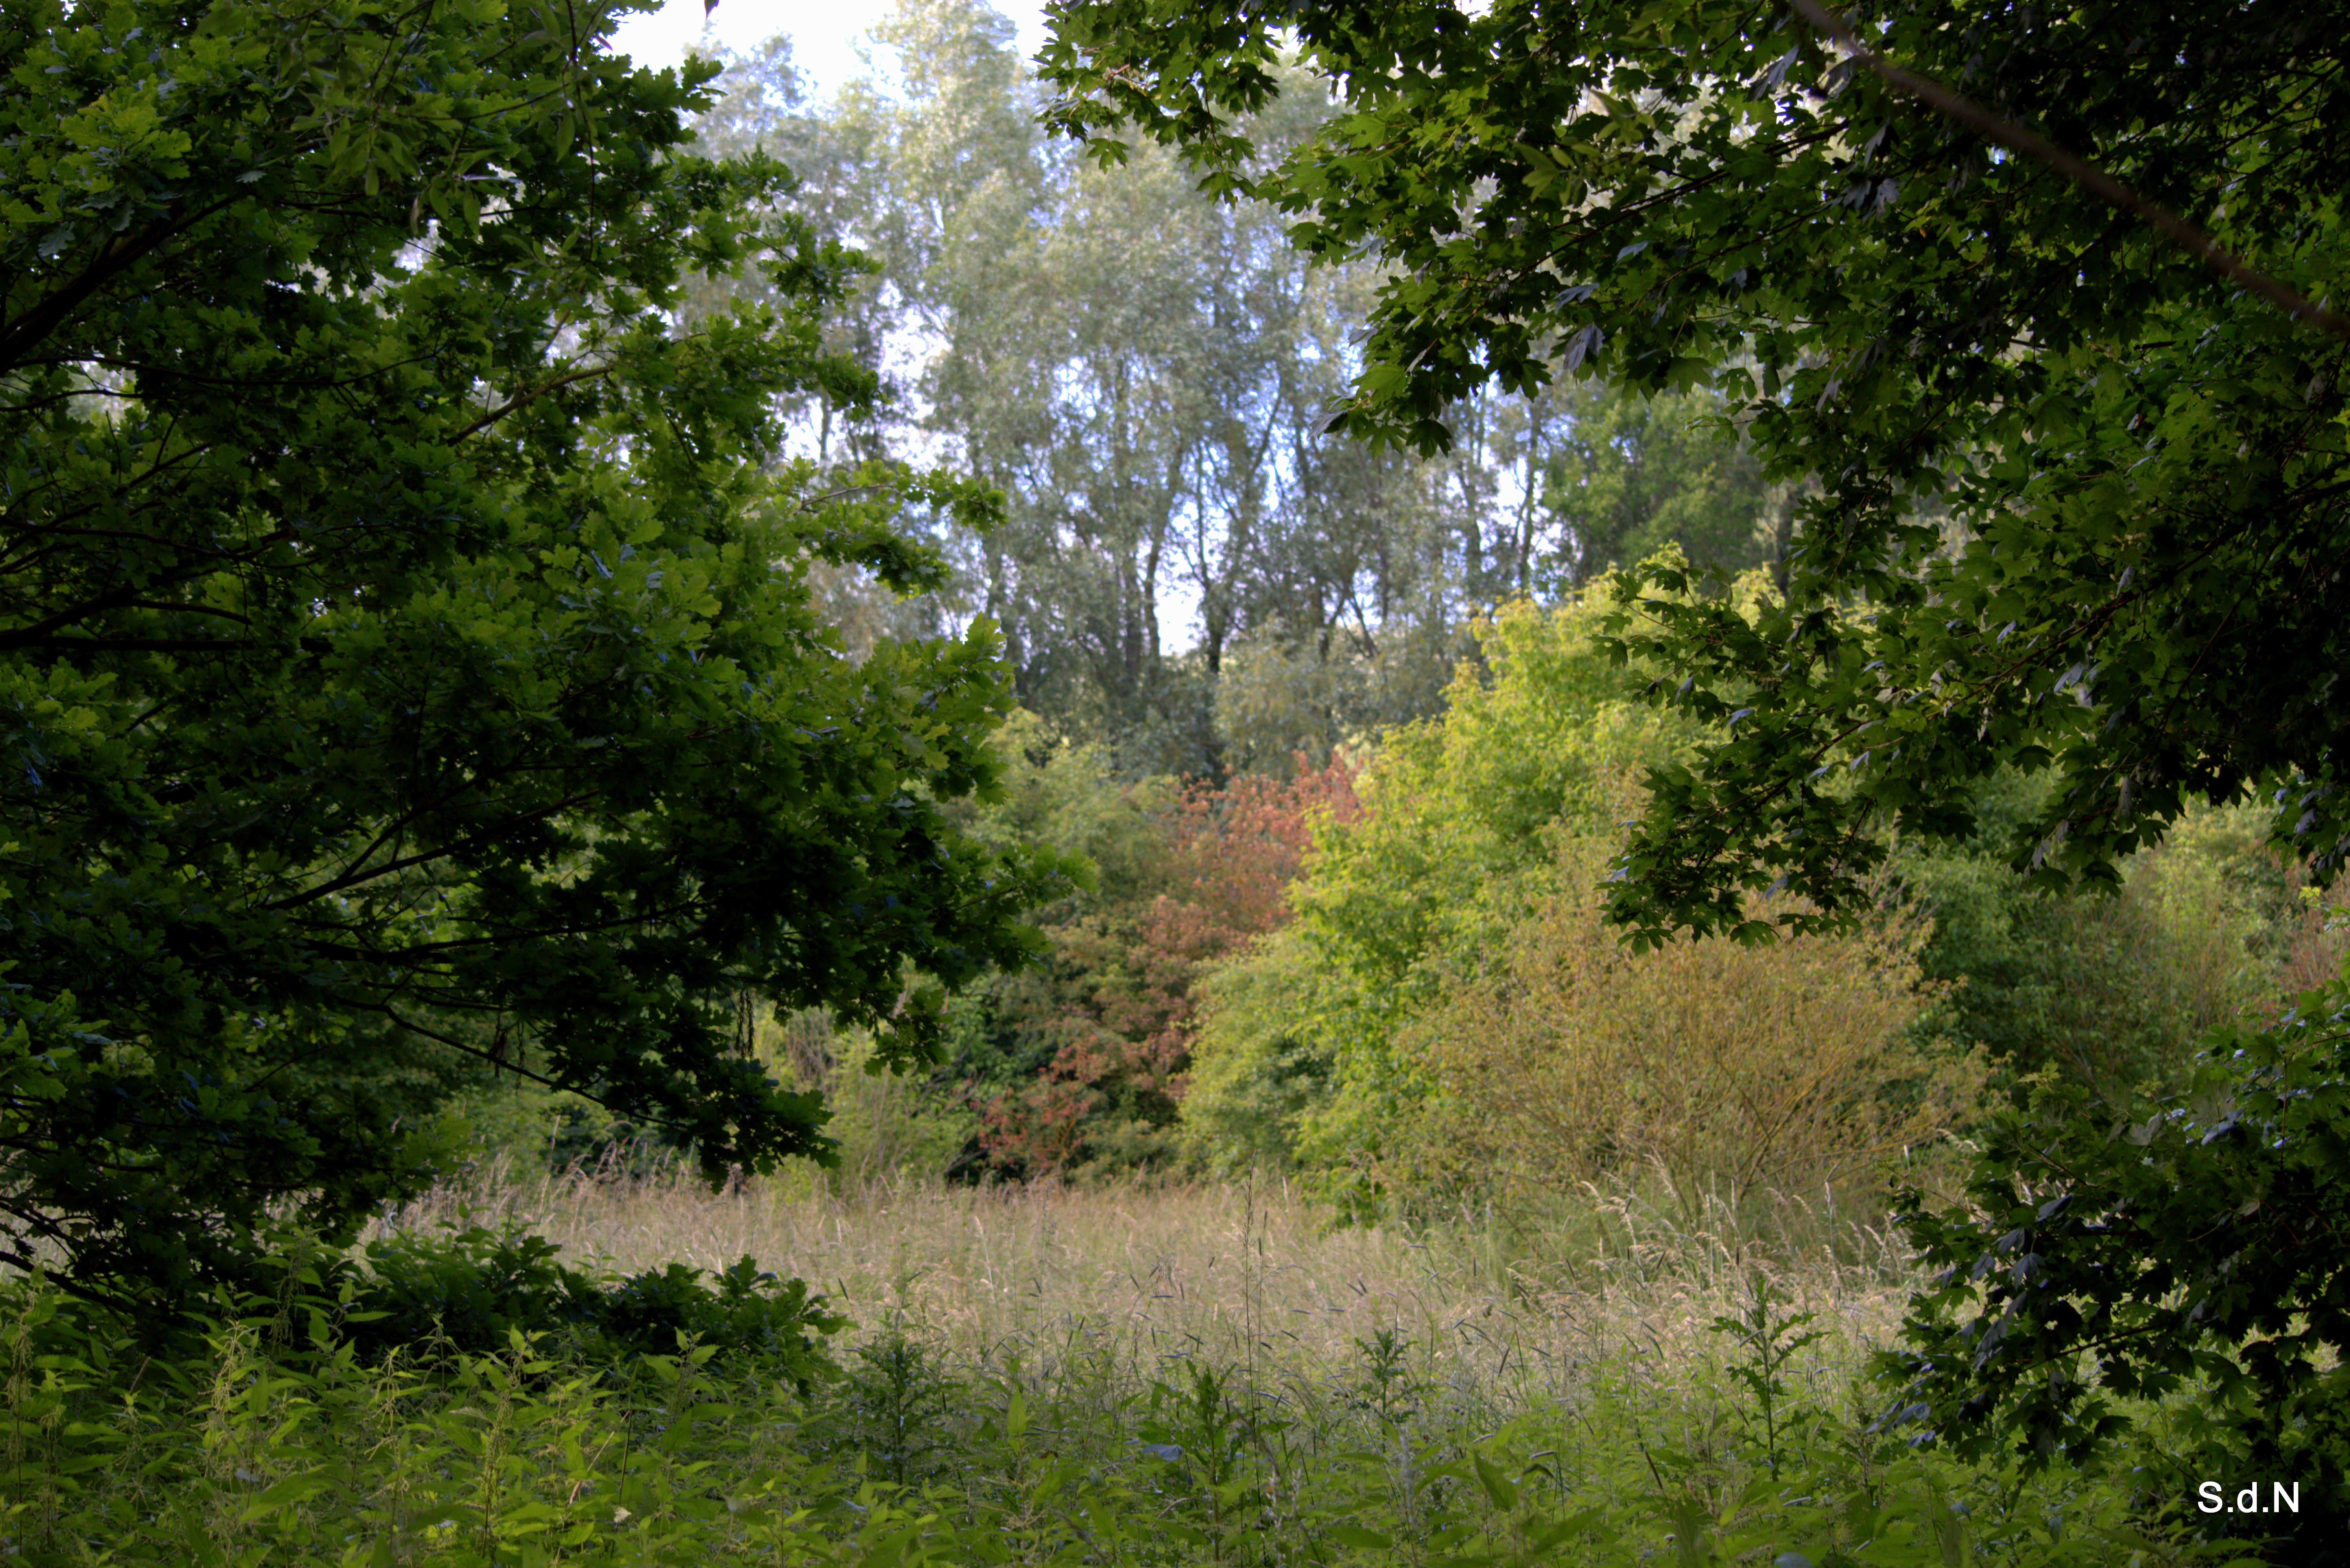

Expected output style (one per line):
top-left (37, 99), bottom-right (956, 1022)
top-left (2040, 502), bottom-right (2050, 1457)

top-left (1899, 778), bottom-right (2289, 1106)
top-left (1177, 925), bottom-right (1339, 1175)
top-left (799, 1331), bottom-right (965, 1488)
top-left (1885, 967), bottom-right (2350, 1559)
top-left (1420, 827), bottom-right (1981, 1226)
top-left (332, 1220), bottom-right (843, 1387)
top-left (756, 1019), bottom-right (978, 1188)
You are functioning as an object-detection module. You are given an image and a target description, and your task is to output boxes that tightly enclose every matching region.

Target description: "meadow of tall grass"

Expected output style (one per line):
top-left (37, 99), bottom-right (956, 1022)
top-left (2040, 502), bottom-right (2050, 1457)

top-left (0, 1159), bottom-right (2264, 1566)
top-left (376, 1156), bottom-right (1915, 1419)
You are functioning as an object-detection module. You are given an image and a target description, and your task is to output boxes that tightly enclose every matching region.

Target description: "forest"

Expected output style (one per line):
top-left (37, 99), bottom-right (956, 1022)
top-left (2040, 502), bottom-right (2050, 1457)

top-left (2, 0), bottom-right (2347, 1563)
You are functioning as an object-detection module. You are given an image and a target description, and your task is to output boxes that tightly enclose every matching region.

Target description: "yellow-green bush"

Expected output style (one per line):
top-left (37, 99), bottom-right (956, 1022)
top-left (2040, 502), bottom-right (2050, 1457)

top-left (755, 1013), bottom-right (976, 1188)
top-left (1176, 926), bottom-right (1341, 1175)
top-left (1186, 593), bottom-right (1699, 1207)
top-left (1900, 778), bottom-right (2342, 1106)
top-left (1418, 828), bottom-right (1981, 1225)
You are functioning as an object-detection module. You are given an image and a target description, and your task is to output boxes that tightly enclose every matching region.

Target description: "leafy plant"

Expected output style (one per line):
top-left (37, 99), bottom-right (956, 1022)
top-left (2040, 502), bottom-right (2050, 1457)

top-left (1883, 971), bottom-right (2350, 1558)
top-left (809, 1330), bottom-right (963, 1489)
top-left (333, 1220), bottom-right (845, 1386)
top-left (1898, 781), bottom-right (2289, 1106)
top-left (1189, 596), bottom-right (1687, 1209)
top-left (1424, 822), bottom-right (1979, 1222)
top-left (1136, 1362), bottom-right (1277, 1560)
top-left (1348, 1328), bottom-right (1431, 1427)
top-left (1709, 1280), bottom-right (1828, 1482)
top-left (0, 1253), bottom-right (2241, 1568)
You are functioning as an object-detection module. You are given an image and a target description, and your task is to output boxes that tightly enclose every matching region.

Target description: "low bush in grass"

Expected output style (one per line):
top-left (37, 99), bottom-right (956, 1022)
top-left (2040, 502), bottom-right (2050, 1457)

top-left (331, 1220), bottom-right (845, 1386)
top-left (1418, 828), bottom-right (1983, 1231)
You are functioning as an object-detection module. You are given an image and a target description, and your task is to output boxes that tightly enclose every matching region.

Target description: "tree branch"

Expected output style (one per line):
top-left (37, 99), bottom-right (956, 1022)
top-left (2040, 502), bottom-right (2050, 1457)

top-left (265, 789), bottom-right (600, 911)
top-left (0, 195), bottom-right (245, 372)
top-left (450, 361), bottom-right (619, 440)
top-left (1783, 0), bottom-right (2350, 348)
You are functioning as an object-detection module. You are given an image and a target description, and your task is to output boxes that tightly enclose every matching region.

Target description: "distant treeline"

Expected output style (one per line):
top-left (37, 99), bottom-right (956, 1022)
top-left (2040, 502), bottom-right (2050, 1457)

top-left (684, 0), bottom-right (1789, 776)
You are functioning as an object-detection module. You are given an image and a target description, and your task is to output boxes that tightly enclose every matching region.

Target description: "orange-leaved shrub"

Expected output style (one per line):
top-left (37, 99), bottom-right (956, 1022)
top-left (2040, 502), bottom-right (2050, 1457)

top-left (971, 756), bottom-right (1359, 1176)
top-left (1421, 829), bottom-right (1981, 1223)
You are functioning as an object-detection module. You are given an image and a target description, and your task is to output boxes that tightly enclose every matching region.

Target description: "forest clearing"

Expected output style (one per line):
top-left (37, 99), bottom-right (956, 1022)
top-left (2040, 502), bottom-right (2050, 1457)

top-left (6, 0), bottom-right (2349, 1560)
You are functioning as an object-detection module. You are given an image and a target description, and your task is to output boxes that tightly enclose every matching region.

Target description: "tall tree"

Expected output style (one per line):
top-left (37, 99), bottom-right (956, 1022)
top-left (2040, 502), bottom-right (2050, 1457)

top-left (697, 9), bottom-right (1619, 766)
top-left (1534, 381), bottom-right (1771, 591)
top-left (0, 0), bottom-right (1064, 1303)
top-left (696, 1), bottom-right (1774, 772)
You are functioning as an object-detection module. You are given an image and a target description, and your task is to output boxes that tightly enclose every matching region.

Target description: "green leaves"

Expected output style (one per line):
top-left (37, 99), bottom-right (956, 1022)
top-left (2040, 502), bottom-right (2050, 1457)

top-left (1472, 1450), bottom-right (1520, 1513)
top-left (1321, 1521), bottom-right (1394, 1550)
top-left (1881, 971), bottom-right (2350, 1550)
top-left (0, 2), bottom-right (1065, 1306)
top-left (0, 1250), bottom-right (2235, 1568)
top-left (1037, 0), bottom-right (2350, 942)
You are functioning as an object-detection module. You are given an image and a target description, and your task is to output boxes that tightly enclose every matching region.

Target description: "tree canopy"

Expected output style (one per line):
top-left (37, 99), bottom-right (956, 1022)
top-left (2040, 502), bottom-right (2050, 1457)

top-left (690, 2), bottom-right (1782, 776)
top-left (1039, 0), bottom-right (2350, 941)
top-left (0, 0), bottom-right (1066, 1302)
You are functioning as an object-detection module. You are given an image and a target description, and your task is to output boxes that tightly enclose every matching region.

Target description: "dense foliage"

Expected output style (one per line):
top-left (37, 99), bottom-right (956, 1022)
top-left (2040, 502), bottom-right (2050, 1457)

top-left (0, 0), bottom-right (1066, 1304)
top-left (939, 722), bottom-right (1357, 1177)
top-left (8, 0), bottom-right (2346, 1556)
top-left (1896, 777), bottom-right (2342, 1102)
top-left (329, 1222), bottom-right (843, 1385)
top-left (1886, 972), bottom-right (2350, 1549)
top-left (1242, 599), bottom-right (1684, 1201)
top-left (1421, 829), bottom-right (1975, 1222)
top-left (1183, 593), bottom-right (1974, 1222)
top-left (1038, 0), bottom-right (2350, 936)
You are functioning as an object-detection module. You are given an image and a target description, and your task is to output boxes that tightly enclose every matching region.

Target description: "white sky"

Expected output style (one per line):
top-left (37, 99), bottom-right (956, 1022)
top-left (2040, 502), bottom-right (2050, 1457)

top-left (609, 0), bottom-right (1050, 94)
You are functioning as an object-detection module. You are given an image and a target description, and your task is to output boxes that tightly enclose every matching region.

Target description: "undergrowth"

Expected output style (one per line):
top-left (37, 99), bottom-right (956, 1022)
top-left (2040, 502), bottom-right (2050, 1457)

top-left (0, 1242), bottom-right (2269, 1568)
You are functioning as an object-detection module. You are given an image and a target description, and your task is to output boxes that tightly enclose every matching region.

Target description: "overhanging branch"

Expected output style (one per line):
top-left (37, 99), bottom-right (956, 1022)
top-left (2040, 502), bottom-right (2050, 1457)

top-left (1784, 0), bottom-right (2350, 348)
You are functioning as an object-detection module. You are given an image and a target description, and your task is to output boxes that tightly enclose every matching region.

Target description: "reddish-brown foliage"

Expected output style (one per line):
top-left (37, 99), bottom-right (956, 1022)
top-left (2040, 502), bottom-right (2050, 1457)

top-left (971, 757), bottom-right (1359, 1176)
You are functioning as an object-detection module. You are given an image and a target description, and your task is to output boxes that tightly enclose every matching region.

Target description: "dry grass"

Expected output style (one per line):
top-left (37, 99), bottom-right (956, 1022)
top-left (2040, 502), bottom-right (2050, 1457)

top-left (371, 1157), bottom-right (1920, 1423)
